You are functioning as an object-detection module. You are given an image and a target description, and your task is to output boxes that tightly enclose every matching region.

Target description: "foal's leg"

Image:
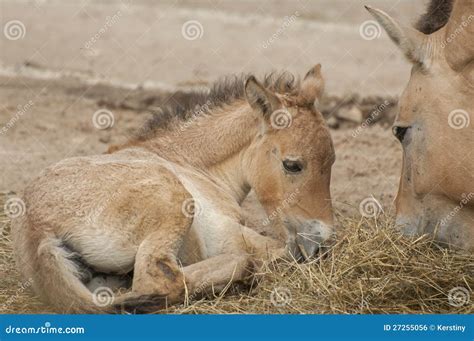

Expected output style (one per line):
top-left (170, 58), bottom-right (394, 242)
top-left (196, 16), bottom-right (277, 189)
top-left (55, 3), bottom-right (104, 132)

top-left (115, 200), bottom-right (194, 312)
top-left (116, 222), bottom-right (280, 312)
top-left (179, 226), bottom-right (285, 300)
top-left (117, 250), bottom-right (253, 312)
top-left (131, 230), bottom-right (187, 301)
top-left (181, 253), bottom-right (254, 297)
top-left (114, 231), bottom-right (188, 312)
top-left (239, 226), bottom-right (288, 262)
top-left (125, 224), bottom-right (272, 306)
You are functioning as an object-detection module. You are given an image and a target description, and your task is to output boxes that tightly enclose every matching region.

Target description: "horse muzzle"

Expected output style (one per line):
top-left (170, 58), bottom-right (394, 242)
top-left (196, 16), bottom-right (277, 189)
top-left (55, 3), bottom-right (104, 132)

top-left (285, 218), bottom-right (334, 261)
top-left (395, 215), bottom-right (422, 236)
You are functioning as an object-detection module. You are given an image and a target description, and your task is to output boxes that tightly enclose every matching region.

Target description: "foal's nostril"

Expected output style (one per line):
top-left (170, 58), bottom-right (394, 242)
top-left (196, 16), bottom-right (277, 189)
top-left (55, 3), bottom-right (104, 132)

top-left (296, 233), bottom-right (322, 260)
top-left (285, 218), bottom-right (334, 261)
top-left (392, 126), bottom-right (409, 142)
top-left (296, 223), bottom-right (331, 259)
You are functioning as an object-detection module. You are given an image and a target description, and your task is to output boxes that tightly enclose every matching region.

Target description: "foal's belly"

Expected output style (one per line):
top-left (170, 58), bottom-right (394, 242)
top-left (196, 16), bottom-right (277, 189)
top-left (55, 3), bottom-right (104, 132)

top-left (64, 228), bottom-right (138, 274)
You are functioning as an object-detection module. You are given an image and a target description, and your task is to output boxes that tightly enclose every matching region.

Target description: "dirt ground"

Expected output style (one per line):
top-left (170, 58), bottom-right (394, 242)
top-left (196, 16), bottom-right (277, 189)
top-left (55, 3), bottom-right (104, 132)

top-left (1, 0), bottom-right (424, 95)
top-left (0, 0), bottom-right (420, 313)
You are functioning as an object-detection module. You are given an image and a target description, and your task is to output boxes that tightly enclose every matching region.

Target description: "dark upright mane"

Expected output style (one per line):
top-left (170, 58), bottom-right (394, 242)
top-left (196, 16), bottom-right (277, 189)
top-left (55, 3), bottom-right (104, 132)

top-left (138, 72), bottom-right (299, 140)
top-left (415, 0), bottom-right (453, 34)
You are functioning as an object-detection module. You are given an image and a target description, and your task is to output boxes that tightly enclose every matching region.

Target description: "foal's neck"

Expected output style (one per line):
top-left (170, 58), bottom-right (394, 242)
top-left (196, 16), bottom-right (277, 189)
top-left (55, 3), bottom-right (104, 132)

top-left (141, 101), bottom-right (260, 202)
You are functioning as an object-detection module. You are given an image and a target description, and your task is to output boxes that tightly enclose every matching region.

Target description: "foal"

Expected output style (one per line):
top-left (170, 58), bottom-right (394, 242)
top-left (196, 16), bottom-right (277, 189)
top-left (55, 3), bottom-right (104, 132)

top-left (12, 64), bottom-right (335, 312)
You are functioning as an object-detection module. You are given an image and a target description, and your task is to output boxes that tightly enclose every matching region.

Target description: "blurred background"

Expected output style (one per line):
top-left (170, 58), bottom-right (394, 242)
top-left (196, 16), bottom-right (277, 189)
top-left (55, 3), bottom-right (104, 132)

top-left (0, 0), bottom-right (428, 215)
top-left (1, 0), bottom-right (425, 94)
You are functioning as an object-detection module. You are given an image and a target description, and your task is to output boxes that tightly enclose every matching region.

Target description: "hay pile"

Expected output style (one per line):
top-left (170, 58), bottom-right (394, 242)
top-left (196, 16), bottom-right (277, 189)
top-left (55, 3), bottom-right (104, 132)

top-left (168, 216), bottom-right (473, 314)
top-left (0, 192), bottom-right (472, 314)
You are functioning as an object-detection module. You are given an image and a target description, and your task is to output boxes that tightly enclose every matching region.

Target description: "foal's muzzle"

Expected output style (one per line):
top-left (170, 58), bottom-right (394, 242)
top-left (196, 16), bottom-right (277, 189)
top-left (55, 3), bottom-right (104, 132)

top-left (286, 219), bottom-right (333, 261)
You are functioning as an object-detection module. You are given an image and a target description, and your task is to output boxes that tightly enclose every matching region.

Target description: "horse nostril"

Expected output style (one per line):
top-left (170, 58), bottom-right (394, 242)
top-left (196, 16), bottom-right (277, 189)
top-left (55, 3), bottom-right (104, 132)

top-left (392, 126), bottom-right (409, 142)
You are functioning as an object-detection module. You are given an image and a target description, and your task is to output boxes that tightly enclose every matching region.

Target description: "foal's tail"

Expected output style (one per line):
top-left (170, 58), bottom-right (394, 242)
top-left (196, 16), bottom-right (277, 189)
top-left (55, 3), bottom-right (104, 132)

top-left (11, 216), bottom-right (169, 314)
top-left (11, 217), bottom-right (112, 313)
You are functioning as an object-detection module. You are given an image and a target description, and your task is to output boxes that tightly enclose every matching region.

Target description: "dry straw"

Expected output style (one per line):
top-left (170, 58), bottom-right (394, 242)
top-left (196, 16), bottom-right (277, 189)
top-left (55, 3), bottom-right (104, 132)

top-left (1, 193), bottom-right (472, 314)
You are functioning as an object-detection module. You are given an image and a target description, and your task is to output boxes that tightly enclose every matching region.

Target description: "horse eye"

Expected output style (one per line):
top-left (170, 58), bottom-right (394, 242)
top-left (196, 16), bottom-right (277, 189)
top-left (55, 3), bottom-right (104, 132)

top-left (283, 160), bottom-right (303, 173)
top-left (392, 126), bottom-right (409, 142)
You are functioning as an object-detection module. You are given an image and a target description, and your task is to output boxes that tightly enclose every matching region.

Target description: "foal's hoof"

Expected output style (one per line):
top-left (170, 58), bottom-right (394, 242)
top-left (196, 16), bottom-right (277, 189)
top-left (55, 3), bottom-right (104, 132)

top-left (114, 293), bottom-right (170, 314)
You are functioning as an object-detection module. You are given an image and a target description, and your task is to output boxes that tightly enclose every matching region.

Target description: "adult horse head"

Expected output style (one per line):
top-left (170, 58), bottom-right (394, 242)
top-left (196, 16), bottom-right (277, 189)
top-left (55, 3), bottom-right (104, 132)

top-left (366, 0), bottom-right (474, 249)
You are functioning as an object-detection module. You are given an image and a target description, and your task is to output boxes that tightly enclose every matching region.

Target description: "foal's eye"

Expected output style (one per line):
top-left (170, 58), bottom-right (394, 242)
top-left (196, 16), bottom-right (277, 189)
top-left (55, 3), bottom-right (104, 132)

top-left (283, 159), bottom-right (304, 173)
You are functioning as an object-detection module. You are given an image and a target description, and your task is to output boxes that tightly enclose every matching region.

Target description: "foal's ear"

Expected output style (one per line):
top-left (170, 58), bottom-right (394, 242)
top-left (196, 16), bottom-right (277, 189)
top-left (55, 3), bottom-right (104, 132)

top-left (244, 76), bottom-right (281, 118)
top-left (298, 64), bottom-right (325, 106)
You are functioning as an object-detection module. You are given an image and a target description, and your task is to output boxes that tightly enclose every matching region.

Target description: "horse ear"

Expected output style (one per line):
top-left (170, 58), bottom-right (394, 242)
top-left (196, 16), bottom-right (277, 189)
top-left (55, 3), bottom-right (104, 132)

top-left (298, 64), bottom-right (324, 106)
top-left (443, 2), bottom-right (474, 72)
top-left (244, 76), bottom-right (281, 118)
top-left (365, 6), bottom-right (428, 66)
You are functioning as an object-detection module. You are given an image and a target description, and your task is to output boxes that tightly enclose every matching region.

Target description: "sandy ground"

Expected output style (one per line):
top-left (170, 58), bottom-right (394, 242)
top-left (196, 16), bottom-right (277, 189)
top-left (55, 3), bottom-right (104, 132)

top-left (0, 0), bottom-right (424, 95)
top-left (0, 0), bottom-right (420, 313)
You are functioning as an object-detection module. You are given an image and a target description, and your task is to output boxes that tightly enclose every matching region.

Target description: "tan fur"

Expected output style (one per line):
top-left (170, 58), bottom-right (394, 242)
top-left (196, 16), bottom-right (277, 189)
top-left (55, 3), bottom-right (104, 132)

top-left (12, 65), bottom-right (335, 312)
top-left (367, 1), bottom-right (474, 250)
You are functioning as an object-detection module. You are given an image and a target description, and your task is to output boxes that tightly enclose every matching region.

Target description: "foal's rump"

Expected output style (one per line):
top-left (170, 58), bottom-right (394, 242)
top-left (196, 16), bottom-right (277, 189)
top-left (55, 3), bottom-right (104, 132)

top-left (11, 148), bottom-right (193, 312)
